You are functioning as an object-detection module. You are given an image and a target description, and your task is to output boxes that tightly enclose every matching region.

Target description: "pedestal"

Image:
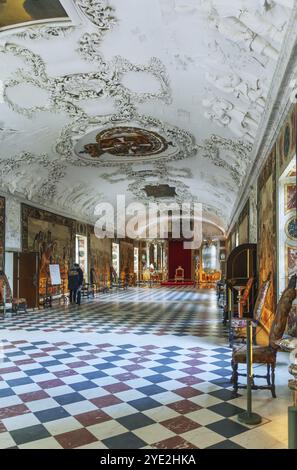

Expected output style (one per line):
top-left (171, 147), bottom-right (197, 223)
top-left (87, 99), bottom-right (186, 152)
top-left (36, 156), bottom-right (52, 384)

top-left (288, 347), bottom-right (297, 449)
top-left (238, 318), bottom-right (262, 425)
top-left (288, 406), bottom-right (297, 449)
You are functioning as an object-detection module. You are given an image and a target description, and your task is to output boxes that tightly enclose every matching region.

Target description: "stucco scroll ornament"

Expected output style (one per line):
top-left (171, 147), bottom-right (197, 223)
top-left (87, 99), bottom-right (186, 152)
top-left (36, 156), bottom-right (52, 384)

top-left (56, 183), bottom-right (104, 220)
top-left (0, 152), bottom-right (66, 201)
top-left (111, 56), bottom-right (172, 105)
top-left (1, 41), bottom-right (171, 122)
top-left (78, 35), bottom-right (172, 107)
top-left (12, 25), bottom-right (76, 40)
top-left (196, 134), bottom-right (252, 186)
top-left (100, 163), bottom-right (193, 183)
top-left (75, 0), bottom-right (117, 29)
top-left (1, 43), bottom-right (117, 119)
top-left (78, 32), bottom-right (110, 72)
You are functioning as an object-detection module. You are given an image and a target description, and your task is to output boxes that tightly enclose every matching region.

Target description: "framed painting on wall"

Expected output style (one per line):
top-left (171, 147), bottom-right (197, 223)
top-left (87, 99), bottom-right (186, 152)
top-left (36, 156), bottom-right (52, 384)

top-left (257, 146), bottom-right (277, 329)
top-left (285, 183), bottom-right (296, 214)
top-left (0, 0), bottom-right (69, 31)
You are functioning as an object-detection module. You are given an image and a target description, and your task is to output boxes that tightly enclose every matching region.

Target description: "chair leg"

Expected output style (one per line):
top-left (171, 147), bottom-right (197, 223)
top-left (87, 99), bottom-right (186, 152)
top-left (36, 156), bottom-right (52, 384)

top-left (231, 360), bottom-right (238, 393)
top-left (267, 364), bottom-right (271, 386)
top-left (271, 363), bottom-right (276, 398)
top-left (229, 327), bottom-right (234, 348)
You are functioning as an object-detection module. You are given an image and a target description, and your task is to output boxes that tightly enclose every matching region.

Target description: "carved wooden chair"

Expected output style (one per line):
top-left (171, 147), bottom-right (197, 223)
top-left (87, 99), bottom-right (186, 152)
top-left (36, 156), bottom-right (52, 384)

top-left (231, 274), bottom-right (297, 398)
top-left (230, 275), bottom-right (271, 347)
top-left (0, 271), bottom-right (27, 315)
top-left (175, 266), bottom-right (184, 282)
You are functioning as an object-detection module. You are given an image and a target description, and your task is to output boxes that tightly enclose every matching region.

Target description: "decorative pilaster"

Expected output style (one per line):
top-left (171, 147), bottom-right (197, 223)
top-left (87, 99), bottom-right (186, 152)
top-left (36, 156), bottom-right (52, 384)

top-left (5, 196), bottom-right (21, 251)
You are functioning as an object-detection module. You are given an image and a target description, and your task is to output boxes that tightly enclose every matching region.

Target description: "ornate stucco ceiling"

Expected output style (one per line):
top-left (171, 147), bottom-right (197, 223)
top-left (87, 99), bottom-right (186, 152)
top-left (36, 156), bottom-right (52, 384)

top-left (0, 0), bottom-right (297, 235)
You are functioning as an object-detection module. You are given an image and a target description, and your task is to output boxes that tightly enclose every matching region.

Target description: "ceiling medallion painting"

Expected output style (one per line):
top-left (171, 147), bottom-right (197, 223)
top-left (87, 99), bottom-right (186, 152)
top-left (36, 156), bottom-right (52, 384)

top-left (0, 0), bottom-right (69, 31)
top-left (144, 185), bottom-right (177, 198)
top-left (79, 127), bottom-right (171, 159)
top-left (65, 114), bottom-right (194, 167)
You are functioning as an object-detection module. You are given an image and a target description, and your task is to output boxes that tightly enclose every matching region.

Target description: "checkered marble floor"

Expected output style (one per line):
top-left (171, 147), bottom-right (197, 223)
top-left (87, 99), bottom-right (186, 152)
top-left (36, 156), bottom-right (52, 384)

top-left (0, 288), bottom-right (290, 449)
top-left (0, 288), bottom-right (227, 338)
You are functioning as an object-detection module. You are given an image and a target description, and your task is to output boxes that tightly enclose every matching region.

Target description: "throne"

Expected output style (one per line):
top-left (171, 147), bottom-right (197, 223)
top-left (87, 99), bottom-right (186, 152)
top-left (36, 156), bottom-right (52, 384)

top-left (175, 266), bottom-right (184, 282)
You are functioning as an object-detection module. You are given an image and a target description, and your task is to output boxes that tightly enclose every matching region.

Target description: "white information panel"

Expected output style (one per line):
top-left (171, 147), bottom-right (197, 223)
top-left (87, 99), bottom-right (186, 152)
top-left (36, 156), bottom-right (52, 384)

top-left (49, 264), bottom-right (61, 286)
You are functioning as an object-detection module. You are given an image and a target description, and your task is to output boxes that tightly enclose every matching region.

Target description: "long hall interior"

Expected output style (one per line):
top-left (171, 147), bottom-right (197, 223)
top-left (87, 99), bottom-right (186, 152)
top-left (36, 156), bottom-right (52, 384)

top-left (1, 0), bottom-right (297, 451)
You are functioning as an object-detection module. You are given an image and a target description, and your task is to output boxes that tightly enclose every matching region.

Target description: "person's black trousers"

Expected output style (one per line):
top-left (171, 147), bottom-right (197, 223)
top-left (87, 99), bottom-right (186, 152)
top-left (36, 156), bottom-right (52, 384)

top-left (76, 288), bottom-right (81, 305)
top-left (69, 288), bottom-right (81, 305)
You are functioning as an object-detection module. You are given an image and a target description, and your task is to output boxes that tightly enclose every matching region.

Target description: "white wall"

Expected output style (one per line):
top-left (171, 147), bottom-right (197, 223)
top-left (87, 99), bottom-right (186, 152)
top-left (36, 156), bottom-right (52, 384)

top-left (5, 252), bottom-right (14, 293)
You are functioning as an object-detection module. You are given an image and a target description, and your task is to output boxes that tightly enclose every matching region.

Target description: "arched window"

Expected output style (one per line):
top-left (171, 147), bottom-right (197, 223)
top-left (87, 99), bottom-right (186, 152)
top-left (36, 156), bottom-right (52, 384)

top-left (202, 244), bottom-right (217, 271)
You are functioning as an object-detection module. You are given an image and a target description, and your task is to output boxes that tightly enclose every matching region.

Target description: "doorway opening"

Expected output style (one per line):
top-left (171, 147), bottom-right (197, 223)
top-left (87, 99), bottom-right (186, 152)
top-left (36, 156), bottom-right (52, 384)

top-left (278, 157), bottom-right (296, 297)
top-left (75, 234), bottom-right (88, 281)
top-left (112, 242), bottom-right (120, 277)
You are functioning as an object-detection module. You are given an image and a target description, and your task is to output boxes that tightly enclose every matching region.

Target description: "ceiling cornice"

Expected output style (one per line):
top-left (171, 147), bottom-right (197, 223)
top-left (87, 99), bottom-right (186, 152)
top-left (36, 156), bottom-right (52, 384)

top-left (0, 189), bottom-right (93, 226)
top-left (227, 0), bottom-right (297, 234)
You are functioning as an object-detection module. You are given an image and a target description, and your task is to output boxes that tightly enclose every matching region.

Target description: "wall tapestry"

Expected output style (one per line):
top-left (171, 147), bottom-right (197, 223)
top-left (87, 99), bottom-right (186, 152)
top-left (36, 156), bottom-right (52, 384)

top-left (249, 184), bottom-right (257, 244)
top-left (287, 245), bottom-right (297, 280)
top-left (22, 204), bottom-right (74, 296)
top-left (258, 146), bottom-right (277, 330)
top-left (0, 0), bottom-right (68, 30)
top-left (238, 201), bottom-right (249, 245)
top-left (120, 241), bottom-right (134, 276)
top-left (90, 234), bottom-right (111, 282)
top-left (0, 196), bottom-right (5, 270)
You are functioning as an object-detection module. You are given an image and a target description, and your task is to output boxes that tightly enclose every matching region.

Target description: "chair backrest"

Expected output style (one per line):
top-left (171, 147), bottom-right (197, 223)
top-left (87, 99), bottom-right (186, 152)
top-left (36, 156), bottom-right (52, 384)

top-left (240, 277), bottom-right (254, 311)
top-left (0, 271), bottom-right (12, 303)
top-left (175, 266), bottom-right (184, 277)
top-left (269, 274), bottom-right (297, 349)
top-left (253, 274), bottom-right (271, 322)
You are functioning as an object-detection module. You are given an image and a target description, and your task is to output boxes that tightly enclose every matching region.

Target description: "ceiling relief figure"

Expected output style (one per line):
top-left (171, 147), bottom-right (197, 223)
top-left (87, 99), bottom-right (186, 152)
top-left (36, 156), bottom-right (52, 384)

top-left (79, 127), bottom-right (171, 159)
top-left (205, 71), bottom-right (267, 110)
top-left (202, 97), bottom-right (259, 143)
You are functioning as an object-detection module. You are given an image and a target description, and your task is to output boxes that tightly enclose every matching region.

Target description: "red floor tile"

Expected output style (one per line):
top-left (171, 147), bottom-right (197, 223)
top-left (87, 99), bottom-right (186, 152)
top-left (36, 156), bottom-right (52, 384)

top-left (19, 390), bottom-right (50, 402)
top-left (0, 404), bottom-right (30, 419)
top-left (0, 422), bottom-right (7, 433)
top-left (103, 383), bottom-right (131, 394)
top-left (178, 376), bottom-right (203, 385)
top-left (38, 379), bottom-right (65, 389)
top-left (154, 435), bottom-right (198, 449)
top-left (161, 416), bottom-right (201, 434)
top-left (91, 395), bottom-right (122, 408)
top-left (168, 399), bottom-right (202, 414)
top-left (55, 428), bottom-right (97, 449)
top-left (66, 361), bottom-right (88, 369)
top-left (0, 366), bottom-right (21, 374)
top-left (75, 409), bottom-right (111, 427)
top-left (54, 369), bottom-right (79, 378)
top-left (113, 372), bottom-right (138, 381)
top-left (174, 387), bottom-right (203, 399)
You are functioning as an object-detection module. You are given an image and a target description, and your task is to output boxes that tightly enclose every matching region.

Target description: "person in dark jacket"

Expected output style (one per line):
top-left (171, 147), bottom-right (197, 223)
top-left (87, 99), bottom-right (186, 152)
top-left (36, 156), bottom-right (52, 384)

top-left (68, 263), bottom-right (84, 305)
